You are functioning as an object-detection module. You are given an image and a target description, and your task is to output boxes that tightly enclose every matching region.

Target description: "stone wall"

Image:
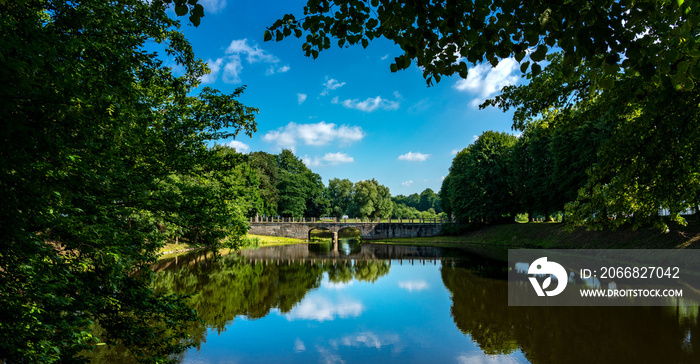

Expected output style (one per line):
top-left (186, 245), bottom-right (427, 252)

top-left (248, 222), bottom-right (442, 240)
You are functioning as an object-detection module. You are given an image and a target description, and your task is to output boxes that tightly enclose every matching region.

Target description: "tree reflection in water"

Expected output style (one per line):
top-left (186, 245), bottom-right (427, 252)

top-left (87, 249), bottom-right (390, 362)
top-left (88, 247), bottom-right (700, 364)
top-left (441, 260), bottom-right (700, 364)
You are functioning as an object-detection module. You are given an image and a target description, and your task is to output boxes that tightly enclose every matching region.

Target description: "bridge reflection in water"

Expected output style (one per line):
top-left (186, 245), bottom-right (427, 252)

top-left (240, 242), bottom-right (449, 266)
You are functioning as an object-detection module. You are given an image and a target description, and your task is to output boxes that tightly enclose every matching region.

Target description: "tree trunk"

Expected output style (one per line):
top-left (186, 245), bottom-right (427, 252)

top-left (544, 209), bottom-right (553, 222)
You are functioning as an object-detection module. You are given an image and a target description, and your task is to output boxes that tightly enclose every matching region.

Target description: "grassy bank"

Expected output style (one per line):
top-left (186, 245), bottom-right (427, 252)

top-left (375, 220), bottom-right (700, 249)
top-left (157, 234), bottom-right (306, 257)
top-left (241, 234), bottom-right (307, 247)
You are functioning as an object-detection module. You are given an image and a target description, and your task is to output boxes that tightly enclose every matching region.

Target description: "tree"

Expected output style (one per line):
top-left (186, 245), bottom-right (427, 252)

top-left (443, 131), bottom-right (518, 224)
top-left (269, 0), bottom-right (700, 90)
top-left (156, 146), bottom-right (261, 247)
top-left (303, 171), bottom-right (331, 218)
top-left (418, 188), bottom-right (441, 213)
top-left (0, 1), bottom-right (257, 362)
top-left (270, 2), bottom-right (700, 230)
top-left (249, 151), bottom-right (280, 217)
top-left (390, 203), bottom-right (421, 219)
top-left (350, 179), bottom-right (393, 219)
top-left (488, 53), bottom-right (700, 229)
top-left (275, 150), bottom-right (329, 218)
top-left (327, 178), bottom-right (354, 218)
top-left (439, 175), bottom-right (454, 220)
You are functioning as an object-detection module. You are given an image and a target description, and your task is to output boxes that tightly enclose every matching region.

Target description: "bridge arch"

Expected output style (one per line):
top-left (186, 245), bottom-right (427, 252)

top-left (308, 227), bottom-right (333, 242)
top-left (338, 226), bottom-right (361, 238)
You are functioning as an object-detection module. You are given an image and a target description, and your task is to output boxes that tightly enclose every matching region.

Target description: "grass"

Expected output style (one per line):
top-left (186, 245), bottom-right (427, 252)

top-left (243, 234), bottom-right (306, 246)
top-left (375, 219), bottom-right (700, 249)
top-left (158, 242), bottom-right (201, 256)
top-left (371, 220), bottom-right (700, 262)
top-left (157, 234), bottom-right (306, 257)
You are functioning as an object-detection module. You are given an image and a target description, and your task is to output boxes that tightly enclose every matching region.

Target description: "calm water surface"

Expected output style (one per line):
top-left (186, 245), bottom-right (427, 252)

top-left (94, 242), bottom-right (700, 363)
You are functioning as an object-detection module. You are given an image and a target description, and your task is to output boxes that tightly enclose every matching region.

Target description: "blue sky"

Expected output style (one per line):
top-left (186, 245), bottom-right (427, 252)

top-left (173, 0), bottom-right (520, 195)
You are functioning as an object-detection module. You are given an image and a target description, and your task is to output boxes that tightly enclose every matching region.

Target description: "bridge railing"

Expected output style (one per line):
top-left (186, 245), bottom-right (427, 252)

top-left (248, 216), bottom-right (448, 224)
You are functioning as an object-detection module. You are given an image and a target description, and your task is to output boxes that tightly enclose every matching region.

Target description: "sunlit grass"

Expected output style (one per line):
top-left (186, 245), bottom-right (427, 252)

top-left (244, 234), bottom-right (306, 246)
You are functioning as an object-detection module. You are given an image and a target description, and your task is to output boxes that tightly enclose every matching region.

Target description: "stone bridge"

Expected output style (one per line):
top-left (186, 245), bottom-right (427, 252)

top-left (248, 218), bottom-right (444, 243)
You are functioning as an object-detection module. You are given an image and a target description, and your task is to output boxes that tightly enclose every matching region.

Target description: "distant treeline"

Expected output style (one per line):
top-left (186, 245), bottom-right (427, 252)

top-left (245, 149), bottom-right (445, 220)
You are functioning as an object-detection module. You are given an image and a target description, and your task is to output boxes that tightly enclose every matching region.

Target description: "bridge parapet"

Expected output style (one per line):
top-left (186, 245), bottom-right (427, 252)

top-left (249, 216), bottom-right (447, 224)
top-left (248, 220), bottom-right (444, 241)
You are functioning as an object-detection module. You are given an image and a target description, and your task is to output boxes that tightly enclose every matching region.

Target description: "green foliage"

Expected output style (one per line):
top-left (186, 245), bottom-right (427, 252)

top-left (150, 253), bottom-right (389, 337)
top-left (326, 178), bottom-right (354, 218)
top-left (270, 0), bottom-right (700, 88)
top-left (156, 146), bottom-right (258, 247)
top-left (273, 1), bottom-right (700, 231)
top-left (441, 263), bottom-right (700, 363)
top-left (487, 52), bottom-right (700, 230)
top-left (390, 202), bottom-right (421, 219)
top-left (275, 150), bottom-right (330, 218)
top-left (443, 131), bottom-right (518, 224)
top-left (249, 151), bottom-right (280, 217)
top-left (0, 0), bottom-right (257, 362)
top-left (393, 189), bottom-right (442, 214)
top-left (350, 179), bottom-right (393, 219)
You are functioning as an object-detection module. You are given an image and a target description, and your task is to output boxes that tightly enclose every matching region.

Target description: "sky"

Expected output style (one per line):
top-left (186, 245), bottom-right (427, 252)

top-left (170, 0), bottom-right (521, 196)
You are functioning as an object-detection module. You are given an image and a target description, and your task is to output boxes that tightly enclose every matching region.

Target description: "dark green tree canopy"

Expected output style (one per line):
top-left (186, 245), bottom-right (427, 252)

top-left (1, 0), bottom-right (257, 361)
top-left (443, 131), bottom-right (518, 224)
top-left (269, 0), bottom-right (700, 88)
top-left (327, 178), bottom-right (355, 218)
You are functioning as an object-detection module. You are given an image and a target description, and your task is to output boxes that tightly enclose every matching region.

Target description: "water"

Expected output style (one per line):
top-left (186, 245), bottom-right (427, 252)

top-left (93, 243), bottom-right (700, 363)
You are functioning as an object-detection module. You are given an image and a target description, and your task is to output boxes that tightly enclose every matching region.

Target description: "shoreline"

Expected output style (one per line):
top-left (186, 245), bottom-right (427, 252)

top-left (157, 220), bottom-right (700, 260)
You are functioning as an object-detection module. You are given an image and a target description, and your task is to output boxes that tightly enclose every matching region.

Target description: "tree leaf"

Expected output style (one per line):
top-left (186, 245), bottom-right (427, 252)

top-left (175, 4), bottom-right (188, 16)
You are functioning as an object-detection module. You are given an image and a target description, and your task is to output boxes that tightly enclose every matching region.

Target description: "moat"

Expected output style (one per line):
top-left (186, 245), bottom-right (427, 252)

top-left (92, 242), bottom-right (700, 363)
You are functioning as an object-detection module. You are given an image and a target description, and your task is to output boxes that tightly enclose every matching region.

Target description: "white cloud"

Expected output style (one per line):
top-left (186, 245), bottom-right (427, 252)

top-left (456, 353), bottom-right (523, 364)
top-left (325, 281), bottom-right (354, 290)
top-left (294, 338), bottom-right (306, 353)
top-left (335, 96), bottom-right (400, 112)
top-left (200, 39), bottom-right (287, 83)
top-left (266, 65), bottom-right (291, 75)
top-left (297, 93), bottom-right (307, 105)
top-left (398, 280), bottom-right (429, 292)
top-left (401, 180), bottom-right (413, 187)
top-left (321, 77), bottom-right (346, 96)
top-left (451, 149), bottom-right (461, 155)
top-left (453, 57), bottom-right (520, 107)
top-left (263, 121), bottom-right (365, 150)
top-left (201, 58), bottom-right (224, 84)
top-left (316, 346), bottom-right (345, 364)
top-left (285, 296), bottom-right (364, 322)
top-left (226, 140), bottom-right (250, 153)
top-left (381, 54), bottom-right (389, 60)
top-left (322, 152), bottom-right (354, 164)
top-left (473, 135), bottom-right (479, 141)
top-left (198, 0), bottom-right (227, 14)
top-left (222, 55), bottom-right (243, 83)
top-left (226, 39), bottom-right (279, 63)
top-left (398, 152), bottom-right (430, 162)
top-left (408, 98), bottom-right (431, 113)
top-left (303, 153), bottom-right (354, 167)
top-left (338, 332), bottom-right (400, 349)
